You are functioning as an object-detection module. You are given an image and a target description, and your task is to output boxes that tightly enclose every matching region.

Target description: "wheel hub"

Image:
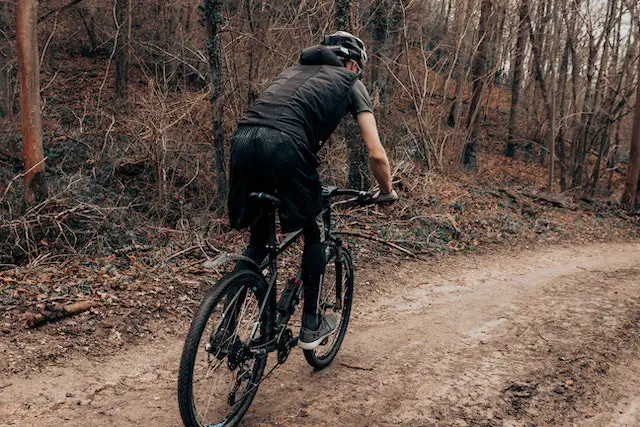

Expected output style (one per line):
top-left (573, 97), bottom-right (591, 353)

top-left (227, 340), bottom-right (250, 370)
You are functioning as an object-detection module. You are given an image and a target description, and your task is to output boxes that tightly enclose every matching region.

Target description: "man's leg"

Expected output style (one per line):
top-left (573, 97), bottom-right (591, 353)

top-left (221, 214), bottom-right (270, 339)
top-left (299, 214), bottom-right (336, 349)
top-left (235, 214), bottom-right (270, 272)
top-left (301, 216), bottom-right (325, 329)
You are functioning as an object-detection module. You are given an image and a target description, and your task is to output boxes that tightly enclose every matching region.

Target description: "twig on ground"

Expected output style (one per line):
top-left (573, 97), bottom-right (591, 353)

top-left (336, 230), bottom-right (417, 258)
top-left (114, 244), bottom-right (153, 255)
top-left (165, 245), bottom-right (199, 261)
top-left (537, 330), bottom-right (549, 343)
top-left (340, 362), bottom-right (374, 371)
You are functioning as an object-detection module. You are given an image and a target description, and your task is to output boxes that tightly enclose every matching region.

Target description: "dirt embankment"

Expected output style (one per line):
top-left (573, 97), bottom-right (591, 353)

top-left (1, 243), bottom-right (639, 426)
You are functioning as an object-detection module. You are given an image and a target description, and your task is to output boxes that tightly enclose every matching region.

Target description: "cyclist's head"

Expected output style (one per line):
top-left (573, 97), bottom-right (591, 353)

top-left (321, 31), bottom-right (367, 75)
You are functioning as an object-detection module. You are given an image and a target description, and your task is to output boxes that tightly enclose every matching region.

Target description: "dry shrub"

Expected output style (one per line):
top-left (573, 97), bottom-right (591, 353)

top-left (0, 172), bottom-right (149, 267)
top-left (120, 80), bottom-right (216, 221)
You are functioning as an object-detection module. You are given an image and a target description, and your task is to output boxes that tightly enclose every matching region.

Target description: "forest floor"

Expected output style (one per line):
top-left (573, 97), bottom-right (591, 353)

top-left (1, 242), bottom-right (640, 426)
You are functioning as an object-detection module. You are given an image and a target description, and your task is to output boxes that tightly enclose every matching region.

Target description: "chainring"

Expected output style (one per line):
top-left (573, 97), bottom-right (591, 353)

top-left (277, 328), bottom-right (294, 364)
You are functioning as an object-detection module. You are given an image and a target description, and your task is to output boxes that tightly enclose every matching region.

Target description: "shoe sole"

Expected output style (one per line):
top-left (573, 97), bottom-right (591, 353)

top-left (297, 329), bottom-right (336, 350)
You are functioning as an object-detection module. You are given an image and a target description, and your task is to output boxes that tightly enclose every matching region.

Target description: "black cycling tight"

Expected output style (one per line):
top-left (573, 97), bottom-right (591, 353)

top-left (237, 214), bottom-right (325, 330)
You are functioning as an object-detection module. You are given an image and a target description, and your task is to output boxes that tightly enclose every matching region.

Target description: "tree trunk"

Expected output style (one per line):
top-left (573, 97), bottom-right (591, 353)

top-left (244, 0), bottom-right (265, 106)
top-left (545, 0), bottom-right (564, 192)
top-left (17, 0), bottom-right (47, 205)
top-left (572, 0), bottom-right (616, 188)
top-left (525, 5), bottom-right (554, 169)
top-left (335, 0), bottom-right (369, 189)
top-left (447, 0), bottom-right (471, 129)
top-left (75, 5), bottom-right (98, 54)
top-left (115, 0), bottom-right (130, 100)
top-left (204, 0), bottom-right (228, 205)
top-left (556, 28), bottom-right (571, 191)
top-left (506, 0), bottom-right (528, 158)
top-left (369, 0), bottom-right (387, 108)
top-left (0, 0), bottom-right (13, 118)
top-left (589, 0), bottom-right (624, 193)
top-left (462, 0), bottom-right (492, 169)
top-left (334, 0), bottom-right (351, 33)
top-left (556, 0), bottom-right (582, 191)
top-left (622, 26), bottom-right (640, 210)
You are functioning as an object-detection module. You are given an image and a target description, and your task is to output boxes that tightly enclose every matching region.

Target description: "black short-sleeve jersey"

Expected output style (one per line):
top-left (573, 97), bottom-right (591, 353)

top-left (349, 79), bottom-right (373, 118)
top-left (238, 46), bottom-right (374, 153)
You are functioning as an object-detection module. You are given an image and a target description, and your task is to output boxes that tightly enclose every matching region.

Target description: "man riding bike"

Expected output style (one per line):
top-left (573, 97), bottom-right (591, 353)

top-left (228, 31), bottom-right (397, 350)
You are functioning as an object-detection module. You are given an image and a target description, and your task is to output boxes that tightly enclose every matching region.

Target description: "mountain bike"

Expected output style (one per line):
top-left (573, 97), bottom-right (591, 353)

top-left (177, 186), bottom-right (381, 427)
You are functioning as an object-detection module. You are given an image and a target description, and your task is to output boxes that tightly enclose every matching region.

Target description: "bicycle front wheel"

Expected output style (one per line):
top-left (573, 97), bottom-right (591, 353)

top-left (303, 245), bottom-right (354, 369)
top-left (178, 270), bottom-right (272, 427)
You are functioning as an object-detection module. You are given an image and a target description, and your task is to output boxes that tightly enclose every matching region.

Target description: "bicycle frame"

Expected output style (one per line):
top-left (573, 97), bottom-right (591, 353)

top-left (252, 187), bottom-right (368, 350)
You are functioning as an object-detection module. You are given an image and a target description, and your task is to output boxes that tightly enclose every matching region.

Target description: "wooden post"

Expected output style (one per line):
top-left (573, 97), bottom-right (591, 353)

top-left (16, 0), bottom-right (47, 205)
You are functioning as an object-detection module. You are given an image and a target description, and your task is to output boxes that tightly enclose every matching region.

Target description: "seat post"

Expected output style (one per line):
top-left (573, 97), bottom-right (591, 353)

top-left (265, 208), bottom-right (278, 260)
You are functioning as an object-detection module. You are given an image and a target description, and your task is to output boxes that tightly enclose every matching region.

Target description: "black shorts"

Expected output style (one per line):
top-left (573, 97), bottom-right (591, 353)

top-left (228, 126), bottom-right (322, 232)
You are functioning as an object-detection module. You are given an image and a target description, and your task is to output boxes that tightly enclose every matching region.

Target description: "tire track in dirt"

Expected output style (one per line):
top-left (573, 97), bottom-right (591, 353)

top-left (1, 243), bottom-right (639, 426)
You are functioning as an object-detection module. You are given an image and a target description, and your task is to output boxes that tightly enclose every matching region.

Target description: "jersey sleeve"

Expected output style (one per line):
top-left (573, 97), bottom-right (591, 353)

top-left (348, 79), bottom-right (374, 119)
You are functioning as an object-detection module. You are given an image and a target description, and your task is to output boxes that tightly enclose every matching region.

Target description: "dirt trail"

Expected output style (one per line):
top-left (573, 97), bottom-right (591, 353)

top-left (2, 243), bottom-right (640, 427)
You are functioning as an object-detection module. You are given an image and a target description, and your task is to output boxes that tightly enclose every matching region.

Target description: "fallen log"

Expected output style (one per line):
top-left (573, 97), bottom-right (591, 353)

top-left (521, 191), bottom-right (571, 209)
top-left (24, 300), bottom-right (98, 328)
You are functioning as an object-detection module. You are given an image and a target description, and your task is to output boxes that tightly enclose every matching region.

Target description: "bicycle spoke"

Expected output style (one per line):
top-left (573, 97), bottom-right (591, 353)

top-left (183, 276), bottom-right (268, 426)
top-left (304, 248), bottom-right (354, 368)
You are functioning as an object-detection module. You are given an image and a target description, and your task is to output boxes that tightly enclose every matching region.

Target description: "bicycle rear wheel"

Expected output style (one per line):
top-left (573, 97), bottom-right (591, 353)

top-left (303, 245), bottom-right (354, 369)
top-left (178, 270), bottom-right (272, 427)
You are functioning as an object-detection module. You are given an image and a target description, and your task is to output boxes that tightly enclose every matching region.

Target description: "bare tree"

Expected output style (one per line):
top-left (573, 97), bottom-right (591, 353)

top-left (334, 0), bottom-right (370, 189)
top-left (369, 0), bottom-right (387, 106)
top-left (447, 0), bottom-right (471, 128)
top-left (16, 0), bottom-right (47, 204)
top-left (506, 0), bottom-right (528, 158)
top-left (115, 0), bottom-right (131, 100)
top-left (203, 0), bottom-right (228, 205)
top-left (244, 0), bottom-right (265, 105)
top-left (462, 0), bottom-right (493, 169)
top-left (0, 0), bottom-right (13, 118)
top-left (623, 21), bottom-right (640, 210)
top-left (525, 2), bottom-right (554, 167)
top-left (335, 0), bottom-right (351, 31)
top-left (75, 4), bottom-right (98, 54)
top-left (555, 7), bottom-right (574, 191)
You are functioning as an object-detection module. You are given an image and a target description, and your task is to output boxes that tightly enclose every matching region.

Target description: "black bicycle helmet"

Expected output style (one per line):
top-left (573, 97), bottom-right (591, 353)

top-left (321, 31), bottom-right (368, 67)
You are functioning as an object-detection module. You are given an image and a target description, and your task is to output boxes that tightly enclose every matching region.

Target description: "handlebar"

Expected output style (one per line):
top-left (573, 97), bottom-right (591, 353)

top-left (322, 186), bottom-right (391, 207)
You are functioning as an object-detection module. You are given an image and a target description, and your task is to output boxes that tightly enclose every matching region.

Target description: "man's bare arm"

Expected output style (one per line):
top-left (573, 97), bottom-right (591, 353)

top-left (357, 112), bottom-right (393, 194)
